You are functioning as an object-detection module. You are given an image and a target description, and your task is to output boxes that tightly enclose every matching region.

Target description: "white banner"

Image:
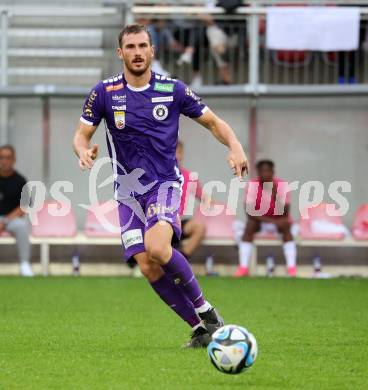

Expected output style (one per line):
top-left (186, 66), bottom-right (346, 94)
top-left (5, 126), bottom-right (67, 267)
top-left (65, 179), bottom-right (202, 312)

top-left (266, 7), bottom-right (360, 51)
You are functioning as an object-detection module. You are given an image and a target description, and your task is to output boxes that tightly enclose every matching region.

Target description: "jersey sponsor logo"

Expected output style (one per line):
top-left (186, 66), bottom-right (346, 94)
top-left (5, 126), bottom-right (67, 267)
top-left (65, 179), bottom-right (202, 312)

top-left (112, 94), bottom-right (126, 103)
top-left (112, 105), bottom-right (126, 111)
top-left (185, 87), bottom-right (201, 103)
top-left (114, 111), bottom-right (125, 129)
top-left (121, 228), bottom-right (143, 249)
top-left (151, 96), bottom-right (174, 103)
top-left (83, 89), bottom-right (97, 117)
top-left (106, 83), bottom-right (124, 92)
top-left (152, 104), bottom-right (169, 121)
top-left (154, 82), bottom-right (174, 93)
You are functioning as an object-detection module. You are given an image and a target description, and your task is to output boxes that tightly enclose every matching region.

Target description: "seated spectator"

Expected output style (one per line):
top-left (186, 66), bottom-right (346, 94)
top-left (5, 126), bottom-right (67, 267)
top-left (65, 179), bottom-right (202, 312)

top-left (235, 160), bottom-right (297, 277)
top-left (162, 6), bottom-right (232, 87)
top-left (173, 140), bottom-right (211, 259)
top-left (0, 145), bottom-right (33, 276)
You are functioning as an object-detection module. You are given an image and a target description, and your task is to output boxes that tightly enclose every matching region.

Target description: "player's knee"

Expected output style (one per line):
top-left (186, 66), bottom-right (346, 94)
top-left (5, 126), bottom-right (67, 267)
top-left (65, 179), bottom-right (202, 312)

top-left (7, 218), bottom-right (28, 234)
top-left (139, 260), bottom-right (162, 281)
top-left (146, 242), bottom-right (172, 263)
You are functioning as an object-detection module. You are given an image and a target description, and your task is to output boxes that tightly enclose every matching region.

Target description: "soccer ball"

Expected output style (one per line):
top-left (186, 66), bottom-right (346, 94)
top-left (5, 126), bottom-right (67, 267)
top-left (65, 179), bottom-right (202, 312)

top-left (207, 324), bottom-right (258, 375)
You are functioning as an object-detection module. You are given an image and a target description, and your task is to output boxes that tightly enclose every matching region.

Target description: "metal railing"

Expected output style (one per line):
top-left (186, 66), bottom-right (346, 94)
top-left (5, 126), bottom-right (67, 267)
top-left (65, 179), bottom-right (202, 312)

top-left (133, 3), bottom-right (368, 89)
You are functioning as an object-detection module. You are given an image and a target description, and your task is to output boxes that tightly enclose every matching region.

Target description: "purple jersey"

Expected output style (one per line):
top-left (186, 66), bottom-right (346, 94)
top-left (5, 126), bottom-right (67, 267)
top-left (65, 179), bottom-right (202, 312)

top-left (80, 72), bottom-right (208, 191)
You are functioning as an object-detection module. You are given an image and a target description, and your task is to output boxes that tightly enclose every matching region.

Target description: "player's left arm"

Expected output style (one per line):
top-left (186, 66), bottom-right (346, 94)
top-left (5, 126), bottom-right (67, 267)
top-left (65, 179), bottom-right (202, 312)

top-left (195, 109), bottom-right (248, 179)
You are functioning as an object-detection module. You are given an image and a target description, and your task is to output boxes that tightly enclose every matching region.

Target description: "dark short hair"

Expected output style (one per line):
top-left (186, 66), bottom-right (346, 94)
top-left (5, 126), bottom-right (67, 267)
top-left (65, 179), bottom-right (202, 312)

top-left (118, 24), bottom-right (152, 48)
top-left (256, 159), bottom-right (274, 170)
top-left (0, 144), bottom-right (15, 156)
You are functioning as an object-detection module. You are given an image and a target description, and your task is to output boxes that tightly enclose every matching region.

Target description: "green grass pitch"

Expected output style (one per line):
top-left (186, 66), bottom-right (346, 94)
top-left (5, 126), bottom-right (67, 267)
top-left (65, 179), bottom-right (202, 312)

top-left (0, 276), bottom-right (367, 389)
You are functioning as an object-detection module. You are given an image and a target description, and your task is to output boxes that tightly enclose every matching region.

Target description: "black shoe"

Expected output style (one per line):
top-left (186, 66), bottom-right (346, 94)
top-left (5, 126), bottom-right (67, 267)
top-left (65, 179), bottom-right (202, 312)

top-left (182, 326), bottom-right (211, 349)
top-left (199, 308), bottom-right (224, 335)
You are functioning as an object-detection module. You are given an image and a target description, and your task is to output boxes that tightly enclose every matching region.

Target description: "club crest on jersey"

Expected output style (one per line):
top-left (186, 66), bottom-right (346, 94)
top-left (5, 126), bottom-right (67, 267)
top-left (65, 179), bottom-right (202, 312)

top-left (114, 111), bottom-right (125, 129)
top-left (153, 104), bottom-right (168, 121)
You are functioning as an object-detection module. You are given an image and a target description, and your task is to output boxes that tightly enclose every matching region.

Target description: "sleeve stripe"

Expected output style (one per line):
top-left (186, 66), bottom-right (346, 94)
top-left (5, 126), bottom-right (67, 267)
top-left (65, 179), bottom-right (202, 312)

top-left (80, 116), bottom-right (94, 126)
top-left (201, 106), bottom-right (209, 114)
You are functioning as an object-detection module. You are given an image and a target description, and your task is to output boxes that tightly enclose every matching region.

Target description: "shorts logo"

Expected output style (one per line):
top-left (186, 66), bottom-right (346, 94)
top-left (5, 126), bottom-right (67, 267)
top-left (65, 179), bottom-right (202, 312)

top-left (106, 83), bottom-right (124, 92)
top-left (114, 111), bottom-right (125, 129)
top-left (122, 229), bottom-right (143, 249)
top-left (152, 104), bottom-right (168, 121)
top-left (154, 82), bottom-right (174, 93)
top-left (146, 203), bottom-right (174, 218)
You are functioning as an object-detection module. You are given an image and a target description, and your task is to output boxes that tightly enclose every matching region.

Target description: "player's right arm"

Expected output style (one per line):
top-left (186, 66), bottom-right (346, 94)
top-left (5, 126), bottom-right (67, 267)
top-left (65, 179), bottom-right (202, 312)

top-left (73, 81), bottom-right (105, 170)
top-left (73, 122), bottom-right (98, 170)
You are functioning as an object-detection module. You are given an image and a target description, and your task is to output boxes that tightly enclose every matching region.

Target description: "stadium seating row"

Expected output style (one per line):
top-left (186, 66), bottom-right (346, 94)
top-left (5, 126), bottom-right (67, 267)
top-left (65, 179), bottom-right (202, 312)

top-left (1, 202), bottom-right (368, 275)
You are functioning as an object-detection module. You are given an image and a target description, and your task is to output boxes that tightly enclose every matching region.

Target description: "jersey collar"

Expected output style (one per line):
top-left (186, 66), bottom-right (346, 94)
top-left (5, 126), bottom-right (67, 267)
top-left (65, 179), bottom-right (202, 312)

top-left (123, 71), bottom-right (155, 92)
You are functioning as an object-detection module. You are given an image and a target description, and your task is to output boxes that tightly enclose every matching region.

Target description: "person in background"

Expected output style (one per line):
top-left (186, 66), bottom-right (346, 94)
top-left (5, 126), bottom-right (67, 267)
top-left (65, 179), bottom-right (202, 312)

top-left (174, 140), bottom-right (210, 260)
top-left (337, 3), bottom-right (367, 84)
top-left (235, 160), bottom-right (297, 277)
top-left (0, 145), bottom-right (33, 277)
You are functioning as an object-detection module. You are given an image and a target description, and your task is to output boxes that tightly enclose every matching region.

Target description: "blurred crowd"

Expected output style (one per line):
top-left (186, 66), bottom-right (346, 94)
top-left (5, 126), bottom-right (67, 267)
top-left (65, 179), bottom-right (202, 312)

top-left (136, 1), bottom-right (368, 86)
top-left (137, 1), bottom-right (244, 87)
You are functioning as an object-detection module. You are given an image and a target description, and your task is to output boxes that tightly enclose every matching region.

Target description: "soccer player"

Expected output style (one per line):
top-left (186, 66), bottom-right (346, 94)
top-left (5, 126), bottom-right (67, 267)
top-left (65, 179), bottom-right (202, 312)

top-left (73, 24), bottom-right (248, 348)
top-left (235, 160), bottom-right (297, 277)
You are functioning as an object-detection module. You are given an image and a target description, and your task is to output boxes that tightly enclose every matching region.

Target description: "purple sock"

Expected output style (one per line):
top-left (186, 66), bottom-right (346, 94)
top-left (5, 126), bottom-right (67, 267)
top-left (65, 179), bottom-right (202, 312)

top-left (162, 249), bottom-right (206, 309)
top-left (150, 273), bottom-right (200, 328)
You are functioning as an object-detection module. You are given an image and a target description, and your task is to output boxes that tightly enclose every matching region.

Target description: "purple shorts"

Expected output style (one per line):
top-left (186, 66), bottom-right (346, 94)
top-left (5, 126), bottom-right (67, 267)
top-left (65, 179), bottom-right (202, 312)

top-left (118, 182), bottom-right (182, 261)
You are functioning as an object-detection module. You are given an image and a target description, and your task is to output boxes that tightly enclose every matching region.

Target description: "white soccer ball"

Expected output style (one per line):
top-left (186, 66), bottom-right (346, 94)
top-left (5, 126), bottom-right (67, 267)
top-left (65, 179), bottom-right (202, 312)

top-left (207, 324), bottom-right (258, 375)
